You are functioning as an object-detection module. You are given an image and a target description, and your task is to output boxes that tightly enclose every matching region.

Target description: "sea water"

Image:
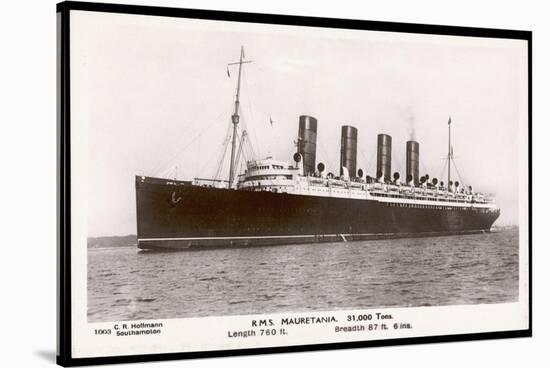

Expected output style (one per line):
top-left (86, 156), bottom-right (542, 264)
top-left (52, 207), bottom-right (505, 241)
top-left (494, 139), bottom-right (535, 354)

top-left (88, 228), bottom-right (518, 322)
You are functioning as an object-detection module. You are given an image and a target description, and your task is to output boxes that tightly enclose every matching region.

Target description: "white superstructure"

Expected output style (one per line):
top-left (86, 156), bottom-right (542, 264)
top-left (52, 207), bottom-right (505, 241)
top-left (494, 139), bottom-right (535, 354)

top-left (232, 157), bottom-right (498, 211)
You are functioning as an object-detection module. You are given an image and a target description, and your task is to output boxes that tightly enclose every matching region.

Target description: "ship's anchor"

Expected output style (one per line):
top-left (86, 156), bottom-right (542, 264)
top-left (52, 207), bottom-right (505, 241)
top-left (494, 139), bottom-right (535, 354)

top-left (170, 191), bottom-right (183, 206)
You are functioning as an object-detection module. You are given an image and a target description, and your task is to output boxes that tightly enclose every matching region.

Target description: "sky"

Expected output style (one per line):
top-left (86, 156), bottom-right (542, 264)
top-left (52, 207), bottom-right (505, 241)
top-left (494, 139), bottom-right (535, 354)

top-left (70, 11), bottom-right (528, 236)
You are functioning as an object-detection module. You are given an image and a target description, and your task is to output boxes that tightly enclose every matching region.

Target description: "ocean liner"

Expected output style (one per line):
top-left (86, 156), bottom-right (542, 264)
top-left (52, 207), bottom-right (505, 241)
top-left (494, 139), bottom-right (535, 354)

top-left (135, 47), bottom-right (500, 251)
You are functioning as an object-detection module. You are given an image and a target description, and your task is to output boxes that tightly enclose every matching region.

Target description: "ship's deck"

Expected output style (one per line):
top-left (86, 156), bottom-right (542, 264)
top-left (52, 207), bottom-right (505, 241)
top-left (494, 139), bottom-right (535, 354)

top-left (236, 175), bottom-right (496, 209)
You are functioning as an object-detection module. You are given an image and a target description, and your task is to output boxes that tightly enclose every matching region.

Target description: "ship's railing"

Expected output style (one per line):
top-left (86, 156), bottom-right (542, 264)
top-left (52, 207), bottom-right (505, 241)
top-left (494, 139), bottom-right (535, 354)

top-left (193, 177), bottom-right (229, 189)
top-left (231, 170), bottom-right (495, 205)
top-left (368, 185), bottom-right (495, 204)
top-left (303, 176), bottom-right (493, 204)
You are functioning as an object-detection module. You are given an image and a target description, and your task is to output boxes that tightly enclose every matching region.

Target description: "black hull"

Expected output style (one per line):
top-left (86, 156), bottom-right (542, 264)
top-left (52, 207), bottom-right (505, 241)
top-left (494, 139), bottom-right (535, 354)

top-left (135, 176), bottom-right (500, 251)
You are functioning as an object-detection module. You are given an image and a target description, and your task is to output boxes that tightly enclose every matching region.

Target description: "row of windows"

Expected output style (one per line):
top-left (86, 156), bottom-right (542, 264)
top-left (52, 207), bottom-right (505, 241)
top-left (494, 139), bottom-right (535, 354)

top-left (245, 175), bottom-right (292, 181)
top-left (242, 186), bottom-right (288, 193)
top-left (249, 164), bottom-right (289, 171)
top-left (306, 183), bottom-right (484, 203)
top-left (386, 202), bottom-right (472, 210)
top-left (249, 165), bottom-right (271, 171)
top-left (372, 192), bottom-right (480, 204)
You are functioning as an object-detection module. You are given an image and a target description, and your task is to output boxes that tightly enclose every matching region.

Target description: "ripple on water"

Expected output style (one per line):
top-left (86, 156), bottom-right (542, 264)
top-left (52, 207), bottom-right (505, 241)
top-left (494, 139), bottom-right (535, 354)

top-left (87, 228), bottom-right (519, 322)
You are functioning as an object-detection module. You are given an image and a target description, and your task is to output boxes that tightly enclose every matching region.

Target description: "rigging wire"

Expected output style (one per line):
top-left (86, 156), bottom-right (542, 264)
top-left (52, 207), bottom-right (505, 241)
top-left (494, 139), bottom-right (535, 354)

top-left (393, 147), bottom-right (405, 176)
top-left (419, 159), bottom-right (434, 179)
top-left (238, 126), bottom-right (254, 166)
top-left (244, 135), bottom-right (255, 163)
top-left (198, 134), bottom-right (228, 180)
top-left (437, 159), bottom-right (447, 183)
top-left (358, 147), bottom-right (375, 176)
top-left (316, 138), bottom-right (337, 174)
top-left (235, 128), bottom-right (252, 185)
top-left (213, 121), bottom-right (234, 180)
top-left (241, 70), bottom-right (261, 159)
top-left (452, 158), bottom-right (467, 187)
top-left (241, 143), bottom-right (249, 164)
top-left (152, 106), bottom-right (230, 177)
top-left (239, 114), bottom-right (257, 159)
top-left (152, 56), bottom-right (265, 182)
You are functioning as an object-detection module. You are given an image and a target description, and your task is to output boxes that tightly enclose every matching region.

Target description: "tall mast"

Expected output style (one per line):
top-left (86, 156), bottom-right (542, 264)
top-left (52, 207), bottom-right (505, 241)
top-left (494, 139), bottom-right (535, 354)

top-left (228, 46), bottom-right (252, 188)
top-left (447, 116), bottom-right (452, 191)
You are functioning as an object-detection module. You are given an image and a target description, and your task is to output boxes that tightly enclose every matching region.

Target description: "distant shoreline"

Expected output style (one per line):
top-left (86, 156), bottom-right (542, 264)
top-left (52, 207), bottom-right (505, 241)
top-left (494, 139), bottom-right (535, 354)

top-left (88, 234), bottom-right (136, 248)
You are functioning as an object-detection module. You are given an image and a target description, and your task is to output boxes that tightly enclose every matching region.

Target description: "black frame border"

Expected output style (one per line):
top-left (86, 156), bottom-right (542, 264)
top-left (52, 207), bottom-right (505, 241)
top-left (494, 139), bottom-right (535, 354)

top-left (56, 1), bottom-right (532, 366)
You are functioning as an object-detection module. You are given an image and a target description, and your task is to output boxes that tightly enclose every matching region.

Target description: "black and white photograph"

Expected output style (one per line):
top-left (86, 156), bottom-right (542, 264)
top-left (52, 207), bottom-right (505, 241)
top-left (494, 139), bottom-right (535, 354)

top-left (56, 1), bottom-right (531, 365)
top-left (86, 14), bottom-right (522, 321)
